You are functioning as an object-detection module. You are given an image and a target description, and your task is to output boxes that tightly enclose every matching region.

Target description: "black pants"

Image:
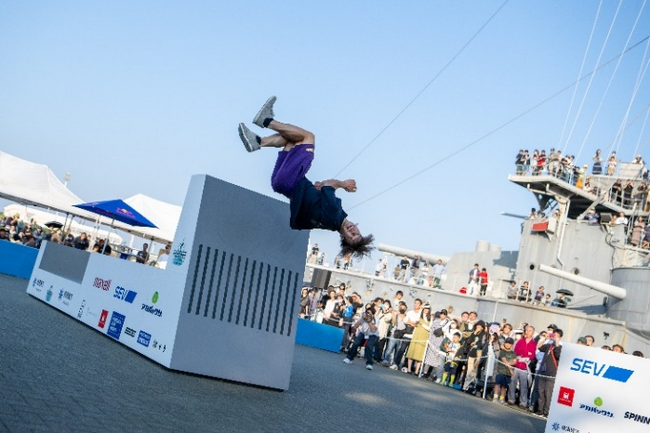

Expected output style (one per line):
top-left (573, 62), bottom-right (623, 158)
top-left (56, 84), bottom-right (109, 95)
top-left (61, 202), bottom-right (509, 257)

top-left (395, 340), bottom-right (410, 368)
top-left (536, 376), bottom-right (555, 415)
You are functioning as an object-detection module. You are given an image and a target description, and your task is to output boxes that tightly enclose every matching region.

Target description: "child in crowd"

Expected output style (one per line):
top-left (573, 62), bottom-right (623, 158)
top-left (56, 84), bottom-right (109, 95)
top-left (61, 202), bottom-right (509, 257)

top-left (493, 337), bottom-right (517, 403)
top-left (440, 330), bottom-right (463, 387)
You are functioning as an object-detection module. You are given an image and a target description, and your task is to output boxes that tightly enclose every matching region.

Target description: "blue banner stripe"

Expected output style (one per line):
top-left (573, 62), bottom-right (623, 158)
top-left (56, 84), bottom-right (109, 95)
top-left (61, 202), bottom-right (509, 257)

top-left (602, 366), bottom-right (633, 383)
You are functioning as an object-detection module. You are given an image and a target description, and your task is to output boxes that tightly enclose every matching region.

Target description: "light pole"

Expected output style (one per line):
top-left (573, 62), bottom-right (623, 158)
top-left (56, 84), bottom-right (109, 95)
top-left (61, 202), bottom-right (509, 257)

top-left (64, 172), bottom-right (71, 187)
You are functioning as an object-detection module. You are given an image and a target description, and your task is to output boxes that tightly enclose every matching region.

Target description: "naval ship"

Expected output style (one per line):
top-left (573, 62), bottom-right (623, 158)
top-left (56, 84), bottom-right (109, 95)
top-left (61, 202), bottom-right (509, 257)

top-left (305, 163), bottom-right (650, 355)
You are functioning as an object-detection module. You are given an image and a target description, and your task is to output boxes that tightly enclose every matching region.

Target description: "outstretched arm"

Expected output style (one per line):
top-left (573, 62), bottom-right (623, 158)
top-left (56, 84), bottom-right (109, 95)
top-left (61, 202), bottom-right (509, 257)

top-left (314, 179), bottom-right (357, 192)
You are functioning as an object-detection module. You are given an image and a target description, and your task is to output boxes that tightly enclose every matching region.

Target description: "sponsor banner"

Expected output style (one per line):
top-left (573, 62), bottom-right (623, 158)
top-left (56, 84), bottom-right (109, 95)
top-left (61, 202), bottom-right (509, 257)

top-left (546, 343), bottom-right (650, 433)
top-left (107, 312), bottom-right (126, 339)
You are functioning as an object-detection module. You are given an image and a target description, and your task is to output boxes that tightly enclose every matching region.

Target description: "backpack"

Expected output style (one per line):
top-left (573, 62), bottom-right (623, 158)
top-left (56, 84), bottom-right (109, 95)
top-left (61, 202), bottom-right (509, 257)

top-left (433, 327), bottom-right (444, 337)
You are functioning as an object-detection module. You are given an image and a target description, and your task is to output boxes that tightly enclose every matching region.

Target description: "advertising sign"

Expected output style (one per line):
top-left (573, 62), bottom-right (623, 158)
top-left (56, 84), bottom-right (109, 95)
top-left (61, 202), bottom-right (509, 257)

top-left (546, 343), bottom-right (650, 433)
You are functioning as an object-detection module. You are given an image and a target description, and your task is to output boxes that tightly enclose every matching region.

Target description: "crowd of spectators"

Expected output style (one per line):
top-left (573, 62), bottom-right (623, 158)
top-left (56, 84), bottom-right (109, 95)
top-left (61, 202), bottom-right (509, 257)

top-left (0, 213), bottom-right (161, 265)
top-left (300, 286), bottom-right (646, 418)
top-left (515, 149), bottom-right (650, 211)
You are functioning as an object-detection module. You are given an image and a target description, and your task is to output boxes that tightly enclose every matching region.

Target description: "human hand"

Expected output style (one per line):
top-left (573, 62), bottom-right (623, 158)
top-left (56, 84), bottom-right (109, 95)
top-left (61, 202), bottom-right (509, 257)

top-left (343, 179), bottom-right (357, 192)
top-left (314, 181), bottom-right (323, 190)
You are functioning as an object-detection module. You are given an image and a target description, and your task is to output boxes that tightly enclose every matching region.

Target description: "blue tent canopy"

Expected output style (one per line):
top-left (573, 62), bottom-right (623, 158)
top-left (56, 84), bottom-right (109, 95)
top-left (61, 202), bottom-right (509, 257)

top-left (74, 199), bottom-right (157, 228)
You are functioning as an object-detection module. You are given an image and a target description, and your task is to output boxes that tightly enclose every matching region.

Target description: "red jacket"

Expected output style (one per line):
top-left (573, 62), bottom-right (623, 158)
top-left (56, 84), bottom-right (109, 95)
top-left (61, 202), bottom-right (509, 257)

top-left (478, 271), bottom-right (488, 284)
top-left (513, 337), bottom-right (537, 370)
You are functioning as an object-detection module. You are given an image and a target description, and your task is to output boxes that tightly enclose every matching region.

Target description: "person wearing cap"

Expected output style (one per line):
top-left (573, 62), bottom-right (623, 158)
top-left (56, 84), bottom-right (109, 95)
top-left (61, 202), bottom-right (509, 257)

top-left (577, 337), bottom-right (587, 345)
top-left (535, 329), bottom-right (563, 417)
top-left (508, 325), bottom-right (537, 408)
top-left (493, 337), bottom-right (517, 404)
top-left (462, 319), bottom-right (487, 393)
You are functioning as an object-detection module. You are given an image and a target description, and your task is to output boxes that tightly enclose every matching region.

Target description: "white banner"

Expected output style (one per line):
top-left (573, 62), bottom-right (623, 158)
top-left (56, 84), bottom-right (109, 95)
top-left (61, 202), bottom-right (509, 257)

top-left (546, 343), bottom-right (650, 433)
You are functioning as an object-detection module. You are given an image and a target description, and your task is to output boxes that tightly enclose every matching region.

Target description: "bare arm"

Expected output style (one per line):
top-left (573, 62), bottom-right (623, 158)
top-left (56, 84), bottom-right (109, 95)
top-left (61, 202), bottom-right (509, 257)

top-left (314, 179), bottom-right (357, 192)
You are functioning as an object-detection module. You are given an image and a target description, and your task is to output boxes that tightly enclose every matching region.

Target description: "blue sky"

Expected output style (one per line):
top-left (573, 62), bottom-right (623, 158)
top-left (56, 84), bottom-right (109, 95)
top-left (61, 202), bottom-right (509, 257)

top-left (1, 1), bottom-right (649, 265)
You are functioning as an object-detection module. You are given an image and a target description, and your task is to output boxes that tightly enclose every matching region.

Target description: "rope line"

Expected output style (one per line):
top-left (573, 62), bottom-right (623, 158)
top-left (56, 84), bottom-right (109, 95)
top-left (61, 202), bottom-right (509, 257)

top-left (333, 0), bottom-right (510, 178)
top-left (561, 0), bottom-right (623, 157)
top-left (556, 0), bottom-right (603, 154)
top-left (347, 34), bottom-right (650, 210)
top-left (610, 0), bottom-right (650, 158)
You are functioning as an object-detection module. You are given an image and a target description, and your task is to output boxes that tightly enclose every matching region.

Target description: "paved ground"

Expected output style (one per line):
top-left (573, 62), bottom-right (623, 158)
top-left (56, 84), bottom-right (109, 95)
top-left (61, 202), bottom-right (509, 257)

top-left (0, 273), bottom-right (546, 433)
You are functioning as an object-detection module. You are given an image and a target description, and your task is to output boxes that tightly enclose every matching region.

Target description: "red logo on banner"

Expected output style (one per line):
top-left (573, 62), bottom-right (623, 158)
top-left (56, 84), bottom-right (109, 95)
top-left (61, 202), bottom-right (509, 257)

top-left (98, 309), bottom-right (109, 328)
top-left (558, 386), bottom-right (575, 407)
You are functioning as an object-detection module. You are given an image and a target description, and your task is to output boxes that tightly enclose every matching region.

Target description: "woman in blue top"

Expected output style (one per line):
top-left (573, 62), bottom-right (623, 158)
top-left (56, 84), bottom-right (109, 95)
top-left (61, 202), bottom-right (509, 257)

top-left (238, 96), bottom-right (374, 258)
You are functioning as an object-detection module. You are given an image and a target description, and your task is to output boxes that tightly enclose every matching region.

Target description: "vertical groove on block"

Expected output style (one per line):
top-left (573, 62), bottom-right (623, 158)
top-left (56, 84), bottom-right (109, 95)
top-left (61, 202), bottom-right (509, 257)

top-left (211, 251), bottom-right (226, 319)
top-left (203, 250), bottom-right (219, 317)
top-left (195, 246), bottom-right (211, 315)
top-left (187, 244), bottom-right (203, 313)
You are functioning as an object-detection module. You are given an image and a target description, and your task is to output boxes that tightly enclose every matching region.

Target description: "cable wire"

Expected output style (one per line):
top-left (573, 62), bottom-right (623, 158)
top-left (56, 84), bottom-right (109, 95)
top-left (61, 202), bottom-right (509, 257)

top-left (576, 0), bottom-right (648, 161)
top-left (333, 0), bottom-right (510, 178)
top-left (556, 0), bottom-right (604, 153)
top-left (561, 0), bottom-right (623, 156)
top-left (348, 34), bottom-right (650, 211)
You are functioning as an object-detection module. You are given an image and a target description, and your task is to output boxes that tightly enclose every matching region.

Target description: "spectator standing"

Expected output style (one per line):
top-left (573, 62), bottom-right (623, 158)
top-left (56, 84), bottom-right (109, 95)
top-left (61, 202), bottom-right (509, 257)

top-left (508, 325), bottom-right (537, 408)
top-left (468, 264), bottom-right (480, 295)
top-left (423, 308), bottom-right (450, 381)
top-left (623, 180), bottom-right (634, 208)
top-left (410, 255), bottom-right (422, 283)
top-left (607, 154), bottom-right (617, 176)
top-left (462, 320), bottom-right (487, 392)
top-left (523, 150), bottom-right (531, 175)
top-left (535, 329), bottom-right (563, 417)
top-left (493, 337), bottom-right (517, 403)
top-left (533, 286), bottom-right (545, 305)
top-left (515, 150), bottom-right (525, 175)
top-left (478, 268), bottom-right (488, 296)
top-left (548, 148), bottom-right (560, 176)
top-left (309, 243), bottom-right (319, 264)
top-left (535, 150), bottom-right (546, 175)
top-left (405, 303), bottom-right (430, 375)
top-left (299, 287), bottom-right (310, 318)
top-left (374, 258), bottom-right (386, 277)
top-left (374, 301), bottom-right (393, 362)
top-left (382, 301), bottom-right (407, 368)
top-left (592, 149), bottom-right (603, 174)
top-left (398, 256), bottom-right (409, 282)
top-left (136, 243), bottom-right (150, 264)
top-left (431, 259), bottom-right (446, 289)
top-left (611, 179), bottom-right (623, 205)
top-left (631, 217), bottom-right (645, 246)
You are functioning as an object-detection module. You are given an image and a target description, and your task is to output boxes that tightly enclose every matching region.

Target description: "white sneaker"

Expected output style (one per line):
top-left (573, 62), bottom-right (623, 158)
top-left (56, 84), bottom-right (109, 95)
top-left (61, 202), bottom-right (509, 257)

top-left (435, 378), bottom-right (441, 384)
top-left (253, 96), bottom-right (276, 128)
top-left (389, 364), bottom-right (398, 370)
top-left (366, 364), bottom-right (373, 370)
top-left (401, 367), bottom-right (408, 373)
top-left (343, 358), bottom-right (352, 364)
top-left (238, 123), bottom-right (261, 152)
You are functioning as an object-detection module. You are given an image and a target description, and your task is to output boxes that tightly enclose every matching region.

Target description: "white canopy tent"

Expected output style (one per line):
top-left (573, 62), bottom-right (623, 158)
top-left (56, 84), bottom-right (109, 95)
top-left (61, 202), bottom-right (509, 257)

top-left (124, 194), bottom-right (181, 244)
top-left (0, 151), bottom-right (157, 237)
top-left (0, 151), bottom-right (182, 245)
top-left (3, 203), bottom-right (124, 245)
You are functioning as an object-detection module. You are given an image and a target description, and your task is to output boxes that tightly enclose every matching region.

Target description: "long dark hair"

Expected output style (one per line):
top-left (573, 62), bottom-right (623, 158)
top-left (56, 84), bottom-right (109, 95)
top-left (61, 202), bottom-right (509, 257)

top-left (339, 234), bottom-right (375, 259)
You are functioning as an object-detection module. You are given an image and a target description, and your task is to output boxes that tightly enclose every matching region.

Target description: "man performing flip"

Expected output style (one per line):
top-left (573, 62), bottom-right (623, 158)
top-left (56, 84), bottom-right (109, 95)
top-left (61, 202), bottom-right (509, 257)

top-left (238, 96), bottom-right (374, 258)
